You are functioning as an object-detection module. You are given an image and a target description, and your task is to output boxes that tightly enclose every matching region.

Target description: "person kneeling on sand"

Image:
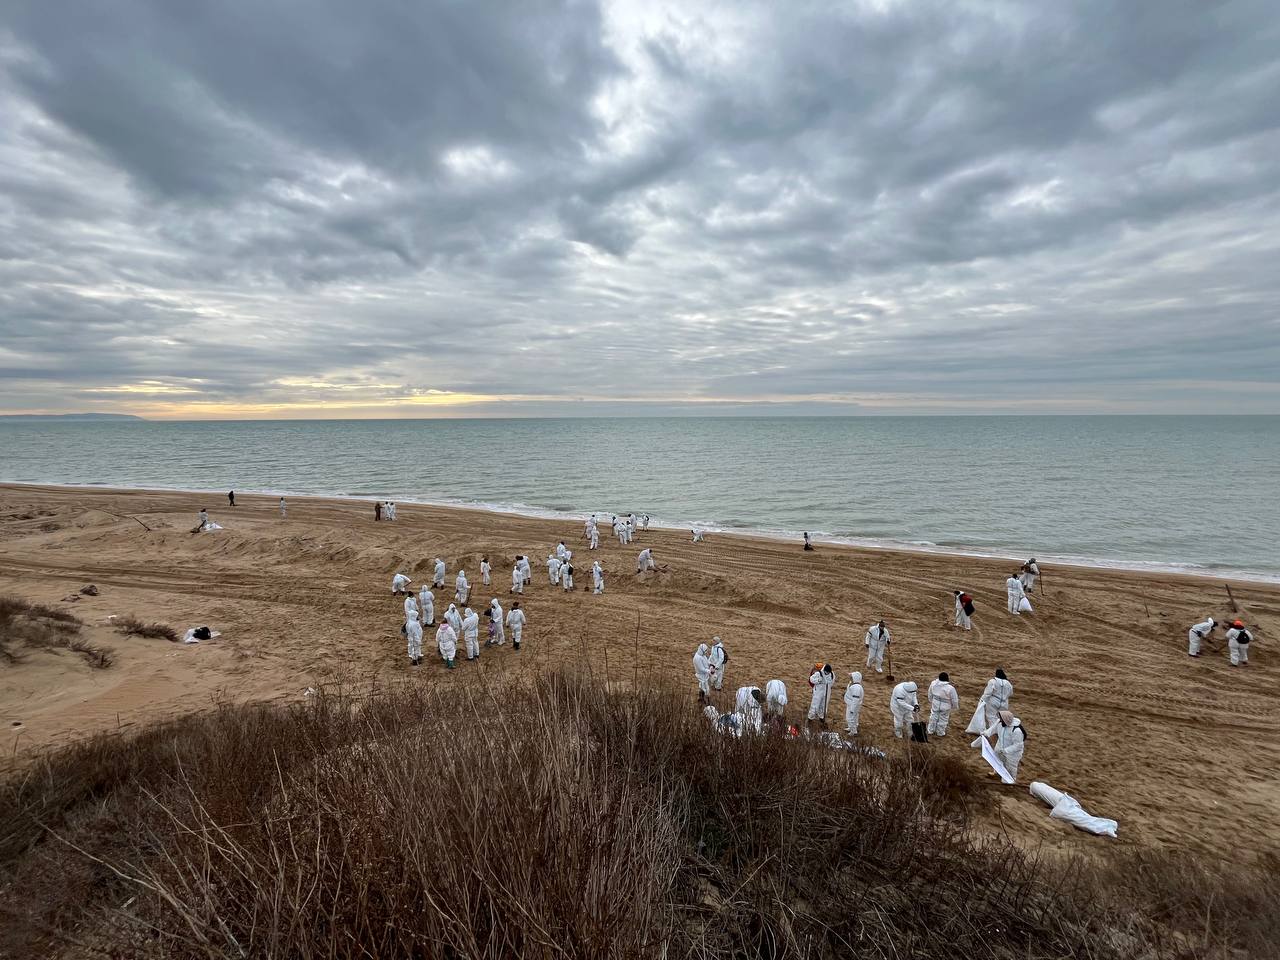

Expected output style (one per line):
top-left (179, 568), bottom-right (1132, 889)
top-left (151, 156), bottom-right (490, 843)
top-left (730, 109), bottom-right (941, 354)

top-left (505, 601), bottom-right (526, 649)
top-left (435, 621), bottom-right (458, 669)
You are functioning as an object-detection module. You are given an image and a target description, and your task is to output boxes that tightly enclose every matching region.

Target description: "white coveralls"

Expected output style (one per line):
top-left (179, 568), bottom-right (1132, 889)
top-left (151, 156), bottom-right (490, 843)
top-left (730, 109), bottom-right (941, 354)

top-left (489, 600), bottom-right (505, 644)
top-left (547, 556), bottom-right (562, 585)
top-left (1006, 577), bottom-right (1025, 614)
top-left (419, 587), bottom-right (435, 626)
top-left (592, 561), bottom-right (604, 594)
top-left (433, 560), bottom-right (446, 588)
top-left (435, 623), bottom-right (458, 664)
top-left (511, 565), bottom-right (524, 593)
top-left (734, 687), bottom-right (764, 734)
top-left (1227, 627), bottom-right (1252, 666)
top-left (865, 624), bottom-right (891, 672)
top-left (506, 607), bottom-right (526, 648)
top-left (445, 604), bottom-right (462, 637)
top-left (691, 529), bottom-right (704, 542)
top-left (927, 679), bottom-right (959, 737)
top-left (983, 718), bottom-right (1026, 780)
top-left (980, 677), bottom-right (1014, 729)
top-left (480, 560), bottom-right (491, 586)
top-left (693, 644), bottom-right (714, 697)
top-left (556, 543), bottom-right (569, 562)
top-left (764, 679), bottom-right (788, 717)
top-left (461, 609), bottom-right (480, 660)
top-left (562, 564), bottom-right (574, 591)
top-left (1188, 618), bottom-right (1215, 656)
top-left (403, 596), bottom-right (419, 622)
top-left (455, 571), bottom-right (469, 605)
top-left (844, 672), bottom-right (864, 734)
top-left (1019, 562), bottom-right (1040, 593)
top-left (406, 617), bottom-right (423, 662)
top-left (518, 557), bottom-right (532, 585)
top-left (279, 499), bottom-right (287, 518)
top-left (709, 640), bottom-right (727, 691)
top-left (391, 573), bottom-right (412, 595)
top-left (637, 548), bottom-right (655, 573)
top-left (890, 681), bottom-right (919, 738)
top-left (955, 594), bottom-right (972, 630)
top-left (807, 668), bottom-right (834, 721)
top-left (589, 527), bottom-right (599, 549)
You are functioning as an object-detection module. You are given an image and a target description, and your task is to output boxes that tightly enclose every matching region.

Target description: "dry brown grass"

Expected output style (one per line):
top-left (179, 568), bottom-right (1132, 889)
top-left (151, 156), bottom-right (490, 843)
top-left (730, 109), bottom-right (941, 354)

top-left (0, 596), bottom-right (109, 669)
top-left (113, 615), bottom-right (179, 642)
top-left (0, 671), bottom-right (1274, 959)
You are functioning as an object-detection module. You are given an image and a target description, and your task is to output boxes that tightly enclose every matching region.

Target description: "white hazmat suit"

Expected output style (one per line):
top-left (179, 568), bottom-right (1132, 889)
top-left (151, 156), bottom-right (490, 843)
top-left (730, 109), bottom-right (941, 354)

top-left (927, 678), bottom-right (960, 737)
top-left (506, 606), bottom-right (526, 648)
top-left (890, 681), bottom-right (919, 738)
top-left (980, 675), bottom-right (1014, 729)
top-left (637, 548), bottom-right (655, 573)
top-left (592, 561), bottom-right (604, 594)
top-left (765, 679), bottom-right (788, 717)
top-left (433, 559), bottom-right (446, 588)
top-left (1006, 576), bottom-right (1025, 614)
top-left (693, 644), bottom-right (714, 697)
top-left (511, 564), bottom-right (524, 594)
top-left (406, 617), bottom-right (423, 663)
top-left (403, 596), bottom-right (419, 621)
top-left (1227, 626), bottom-right (1252, 666)
top-left (865, 623), bottom-right (891, 673)
top-left (709, 638), bottom-right (727, 691)
top-left (734, 686), bottom-right (764, 734)
top-left (461, 608), bottom-right (480, 660)
top-left (455, 571), bottom-right (469, 605)
top-left (983, 716), bottom-right (1027, 780)
top-left (807, 667), bottom-right (834, 721)
top-left (547, 555), bottom-right (562, 585)
top-left (954, 592), bottom-right (972, 631)
top-left (480, 560), bottom-right (491, 586)
top-left (1188, 617), bottom-right (1215, 657)
top-left (435, 623), bottom-right (458, 665)
top-left (419, 586), bottom-right (435, 626)
top-left (489, 600), bottom-right (505, 645)
top-left (391, 573), bottom-right (412, 595)
top-left (844, 672), bottom-right (864, 734)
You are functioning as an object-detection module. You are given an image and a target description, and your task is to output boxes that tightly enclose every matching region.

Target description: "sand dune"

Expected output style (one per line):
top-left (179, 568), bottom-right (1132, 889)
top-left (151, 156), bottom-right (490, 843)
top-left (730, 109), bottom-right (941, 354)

top-left (1, 483), bottom-right (1276, 865)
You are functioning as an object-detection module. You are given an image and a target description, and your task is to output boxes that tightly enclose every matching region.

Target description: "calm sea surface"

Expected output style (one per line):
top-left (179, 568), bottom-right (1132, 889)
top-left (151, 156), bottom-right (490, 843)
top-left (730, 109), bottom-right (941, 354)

top-left (1, 416), bottom-right (1276, 580)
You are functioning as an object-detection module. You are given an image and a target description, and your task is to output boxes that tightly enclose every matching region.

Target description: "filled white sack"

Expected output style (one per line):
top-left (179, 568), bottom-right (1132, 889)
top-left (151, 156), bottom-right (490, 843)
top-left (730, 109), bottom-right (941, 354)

top-left (1018, 596), bottom-right (1033, 614)
top-left (964, 699), bottom-right (986, 734)
top-left (1030, 781), bottom-right (1118, 837)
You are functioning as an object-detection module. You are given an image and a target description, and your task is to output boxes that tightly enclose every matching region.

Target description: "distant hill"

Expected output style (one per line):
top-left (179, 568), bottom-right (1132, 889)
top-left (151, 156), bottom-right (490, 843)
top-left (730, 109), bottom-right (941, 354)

top-left (0, 413), bottom-right (146, 422)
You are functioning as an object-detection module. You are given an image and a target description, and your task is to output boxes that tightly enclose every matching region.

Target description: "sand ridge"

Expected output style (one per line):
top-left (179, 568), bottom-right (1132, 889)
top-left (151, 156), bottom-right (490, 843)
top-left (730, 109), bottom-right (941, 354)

top-left (0, 483), bottom-right (1276, 865)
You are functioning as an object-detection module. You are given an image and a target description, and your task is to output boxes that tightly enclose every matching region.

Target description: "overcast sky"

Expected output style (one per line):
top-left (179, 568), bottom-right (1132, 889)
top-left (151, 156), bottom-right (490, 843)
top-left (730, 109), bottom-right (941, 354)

top-left (1, 0), bottom-right (1278, 418)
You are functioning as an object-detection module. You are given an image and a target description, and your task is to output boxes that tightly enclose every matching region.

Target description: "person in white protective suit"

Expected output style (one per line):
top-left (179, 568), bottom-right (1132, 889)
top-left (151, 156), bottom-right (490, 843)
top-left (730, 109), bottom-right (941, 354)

top-left (1226, 620), bottom-right (1253, 666)
top-left (709, 637), bottom-right (728, 691)
top-left (489, 599), bottom-right (505, 645)
top-left (444, 603), bottom-right (462, 637)
top-left (734, 686), bottom-right (766, 734)
top-left (1006, 574), bottom-right (1026, 614)
top-left (889, 681), bottom-right (919, 738)
top-left (1019, 558), bottom-right (1040, 593)
top-left (405, 616), bottom-right (423, 666)
top-left (983, 711), bottom-right (1027, 781)
top-left (691, 529), bottom-right (704, 543)
top-left (592, 560), bottom-right (604, 594)
top-left (844, 671), bottom-right (864, 735)
top-left (454, 569), bottom-right (470, 605)
top-left (403, 593), bottom-right (419, 622)
top-left (807, 663), bottom-right (835, 723)
top-left (927, 672), bottom-right (960, 737)
top-left (505, 601), bottom-right (526, 650)
top-left (460, 607), bottom-right (480, 661)
top-left (279, 497), bottom-right (287, 518)
top-left (418, 585), bottom-right (435, 626)
top-left (1187, 617), bottom-right (1216, 657)
top-left (480, 557), bottom-right (491, 586)
top-left (637, 548), bottom-right (656, 574)
top-left (616, 521), bottom-right (627, 545)
top-left (518, 555), bottom-right (532, 587)
top-left (547, 554), bottom-right (562, 585)
top-left (764, 679), bottom-right (788, 718)
top-left (561, 561), bottom-right (574, 591)
top-left (432, 559), bottom-right (446, 588)
top-left (511, 561), bottom-right (524, 594)
top-left (642, 515), bottom-right (650, 530)
top-left (589, 525), bottom-right (600, 549)
top-left (693, 644), bottom-right (715, 700)
top-left (979, 668), bottom-right (1013, 729)
top-left (954, 590), bottom-right (973, 631)
top-left (435, 621), bottom-right (458, 668)
top-left (391, 572), bottom-right (412, 595)
top-left (864, 620), bottom-right (891, 673)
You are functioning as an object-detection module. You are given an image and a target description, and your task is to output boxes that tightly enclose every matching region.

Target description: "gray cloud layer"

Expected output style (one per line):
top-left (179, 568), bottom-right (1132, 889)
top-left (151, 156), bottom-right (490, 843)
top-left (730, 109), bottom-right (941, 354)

top-left (1, 0), bottom-right (1278, 416)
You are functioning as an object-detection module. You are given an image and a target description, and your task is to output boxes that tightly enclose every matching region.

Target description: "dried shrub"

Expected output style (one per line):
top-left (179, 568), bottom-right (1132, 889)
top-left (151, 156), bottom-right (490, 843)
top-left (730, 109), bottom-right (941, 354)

top-left (114, 616), bottom-right (179, 642)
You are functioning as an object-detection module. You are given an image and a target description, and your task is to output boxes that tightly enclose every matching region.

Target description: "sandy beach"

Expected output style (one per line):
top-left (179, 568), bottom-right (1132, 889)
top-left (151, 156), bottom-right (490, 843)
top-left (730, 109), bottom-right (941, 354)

top-left (1, 482), bottom-right (1276, 865)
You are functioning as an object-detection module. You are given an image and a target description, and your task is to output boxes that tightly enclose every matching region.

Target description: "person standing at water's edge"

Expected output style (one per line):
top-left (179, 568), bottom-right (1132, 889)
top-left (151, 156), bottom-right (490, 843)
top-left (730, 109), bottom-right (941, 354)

top-left (803, 532), bottom-right (814, 551)
top-left (228, 490), bottom-right (235, 507)
top-left (279, 497), bottom-right (287, 519)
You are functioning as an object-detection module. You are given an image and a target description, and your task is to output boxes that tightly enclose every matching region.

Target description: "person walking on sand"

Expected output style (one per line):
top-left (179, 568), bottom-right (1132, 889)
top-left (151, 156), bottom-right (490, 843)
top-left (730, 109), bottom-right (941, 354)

top-left (844, 671), bottom-right (864, 735)
top-left (890, 680), bottom-right (920, 739)
top-left (865, 620), bottom-right (891, 673)
top-left (954, 590), bottom-right (974, 631)
top-left (1006, 573), bottom-right (1026, 614)
top-left (693, 644), bottom-right (715, 701)
top-left (455, 569), bottom-right (470, 605)
top-left (803, 531), bottom-right (814, 551)
top-left (979, 668), bottom-right (1013, 729)
top-left (432, 558), bottom-right (446, 589)
top-left (1187, 617), bottom-right (1217, 657)
top-left (403, 592), bottom-right (419, 623)
top-left (228, 490), bottom-right (235, 507)
top-left (461, 606), bottom-right (480, 661)
top-left (592, 560), bottom-right (604, 594)
top-left (435, 621), bottom-right (458, 669)
top-left (406, 615), bottom-right (423, 667)
top-left (506, 601), bottom-right (526, 649)
top-left (562, 560), bottom-right (575, 591)
top-left (511, 560), bottom-right (524, 594)
top-left (547, 553), bottom-right (562, 586)
top-left (480, 557), bottom-right (491, 586)
top-left (765, 679), bottom-right (788, 719)
top-left (927, 672), bottom-right (959, 737)
top-left (807, 663), bottom-right (835, 724)
top-left (391, 572), bottom-right (412, 595)
top-left (982, 711), bottom-right (1027, 781)
top-left (518, 555), bottom-right (532, 588)
top-left (637, 547), bottom-right (656, 574)
top-left (374, 501), bottom-right (382, 522)
top-left (709, 637), bottom-right (728, 691)
top-left (489, 599), bottom-right (504, 645)
top-left (1019, 558), bottom-right (1040, 594)
top-left (1226, 620), bottom-right (1253, 666)
top-left (589, 524), bottom-right (600, 550)
top-left (279, 497), bottom-right (287, 519)
top-left (419, 585), bottom-right (435, 626)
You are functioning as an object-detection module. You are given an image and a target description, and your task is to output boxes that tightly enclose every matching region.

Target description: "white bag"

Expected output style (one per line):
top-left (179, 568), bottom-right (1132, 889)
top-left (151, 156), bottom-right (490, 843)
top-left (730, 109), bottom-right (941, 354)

top-left (1018, 596), bottom-right (1033, 614)
top-left (964, 699), bottom-right (987, 734)
top-left (1030, 781), bottom-right (1118, 837)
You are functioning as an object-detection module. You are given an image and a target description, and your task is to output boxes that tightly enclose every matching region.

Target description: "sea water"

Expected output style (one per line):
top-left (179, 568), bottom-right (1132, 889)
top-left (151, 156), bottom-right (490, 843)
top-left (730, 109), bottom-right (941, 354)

top-left (1, 416), bottom-right (1276, 581)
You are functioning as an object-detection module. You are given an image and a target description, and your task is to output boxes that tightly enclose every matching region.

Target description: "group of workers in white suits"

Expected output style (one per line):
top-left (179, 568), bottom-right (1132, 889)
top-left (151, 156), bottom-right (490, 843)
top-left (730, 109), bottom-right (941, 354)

top-left (391, 570), bottom-right (526, 668)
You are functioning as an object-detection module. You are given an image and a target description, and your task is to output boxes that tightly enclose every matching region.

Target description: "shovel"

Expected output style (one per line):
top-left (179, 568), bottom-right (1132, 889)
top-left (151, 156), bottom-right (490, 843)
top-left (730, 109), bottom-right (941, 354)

top-left (884, 648), bottom-right (895, 684)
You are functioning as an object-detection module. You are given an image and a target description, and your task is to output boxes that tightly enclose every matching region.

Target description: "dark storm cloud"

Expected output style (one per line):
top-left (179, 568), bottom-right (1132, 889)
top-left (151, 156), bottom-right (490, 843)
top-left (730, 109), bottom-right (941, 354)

top-left (1, 0), bottom-right (1278, 416)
